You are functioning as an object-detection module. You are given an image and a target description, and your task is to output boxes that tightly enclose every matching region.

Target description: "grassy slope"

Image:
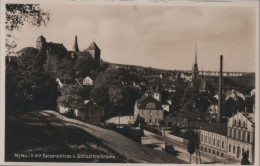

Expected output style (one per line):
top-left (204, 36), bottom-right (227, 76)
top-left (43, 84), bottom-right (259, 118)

top-left (5, 111), bottom-right (129, 162)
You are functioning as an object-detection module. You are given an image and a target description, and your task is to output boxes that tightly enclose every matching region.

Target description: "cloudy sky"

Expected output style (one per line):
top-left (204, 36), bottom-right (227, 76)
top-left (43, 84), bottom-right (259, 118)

top-left (9, 2), bottom-right (258, 72)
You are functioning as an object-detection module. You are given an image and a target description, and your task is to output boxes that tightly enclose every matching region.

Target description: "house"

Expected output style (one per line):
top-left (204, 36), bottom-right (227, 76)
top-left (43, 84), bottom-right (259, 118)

top-left (199, 79), bottom-right (214, 94)
top-left (134, 91), bottom-right (164, 125)
top-left (199, 112), bottom-right (255, 164)
top-left (82, 76), bottom-right (93, 86)
top-left (227, 112), bottom-right (255, 164)
top-left (74, 100), bottom-right (103, 124)
top-left (200, 122), bottom-right (228, 157)
top-left (58, 104), bottom-right (69, 114)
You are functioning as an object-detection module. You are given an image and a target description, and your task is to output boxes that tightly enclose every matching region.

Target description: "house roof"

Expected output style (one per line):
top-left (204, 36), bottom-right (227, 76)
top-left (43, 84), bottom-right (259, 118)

top-left (137, 95), bottom-right (163, 110)
top-left (201, 122), bottom-right (227, 136)
top-left (244, 113), bottom-right (255, 124)
top-left (200, 79), bottom-right (213, 91)
top-left (87, 41), bottom-right (100, 50)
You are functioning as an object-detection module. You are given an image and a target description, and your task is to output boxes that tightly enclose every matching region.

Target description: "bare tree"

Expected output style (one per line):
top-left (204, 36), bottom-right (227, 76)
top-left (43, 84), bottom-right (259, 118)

top-left (5, 4), bottom-right (50, 55)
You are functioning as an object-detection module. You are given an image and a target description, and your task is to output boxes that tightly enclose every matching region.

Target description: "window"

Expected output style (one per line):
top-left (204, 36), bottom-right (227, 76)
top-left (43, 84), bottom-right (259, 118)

top-left (146, 103), bottom-right (156, 109)
top-left (234, 120), bottom-right (236, 126)
top-left (209, 137), bottom-right (211, 145)
top-left (242, 131), bottom-right (246, 141)
top-left (233, 146), bottom-right (236, 154)
top-left (205, 147), bottom-right (207, 152)
top-left (242, 148), bottom-right (245, 154)
top-left (238, 130), bottom-right (241, 140)
top-left (213, 139), bottom-right (216, 146)
top-left (205, 136), bottom-right (207, 144)
top-left (229, 144), bottom-right (231, 152)
top-left (243, 121), bottom-right (246, 128)
top-left (229, 128), bottom-right (232, 137)
top-left (209, 149), bottom-right (211, 153)
top-left (247, 132), bottom-right (251, 142)
top-left (201, 146), bottom-right (203, 150)
top-left (201, 135), bottom-right (203, 142)
top-left (221, 153), bottom-right (224, 157)
top-left (217, 151), bottom-right (219, 156)
top-left (213, 150), bottom-right (215, 154)
top-left (238, 120), bottom-right (241, 127)
top-left (217, 140), bottom-right (220, 147)
top-left (222, 141), bottom-right (224, 149)
top-left (234, 129), bottom-right (237, 139)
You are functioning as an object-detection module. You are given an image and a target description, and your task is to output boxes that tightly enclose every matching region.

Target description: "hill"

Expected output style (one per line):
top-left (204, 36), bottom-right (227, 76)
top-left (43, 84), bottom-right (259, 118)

top-left (5, 110), bottom-right (186, 163)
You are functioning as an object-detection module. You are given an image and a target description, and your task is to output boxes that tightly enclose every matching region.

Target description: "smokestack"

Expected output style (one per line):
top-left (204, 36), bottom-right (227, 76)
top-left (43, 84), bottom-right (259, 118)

top-left (217, 55), bottom-right (223, 122)
top-left (73, 35), bottom-right (79, 52)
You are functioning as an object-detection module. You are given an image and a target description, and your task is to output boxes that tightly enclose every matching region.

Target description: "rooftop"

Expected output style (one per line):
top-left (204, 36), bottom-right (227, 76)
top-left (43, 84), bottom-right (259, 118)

top-left (201, 122), bottom-right (227, 136)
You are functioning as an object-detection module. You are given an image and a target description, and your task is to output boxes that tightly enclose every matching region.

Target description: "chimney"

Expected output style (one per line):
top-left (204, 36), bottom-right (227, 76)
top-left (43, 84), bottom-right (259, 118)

top-left (217, 55), bottom-right (223, 122)
top-left (73, 35), bottom-right (79, 52)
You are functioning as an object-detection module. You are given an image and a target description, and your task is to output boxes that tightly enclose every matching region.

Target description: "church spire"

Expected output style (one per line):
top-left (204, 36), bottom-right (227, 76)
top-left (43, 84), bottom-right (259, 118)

top-left (73, 35), bottom-right (79, 52)
top-left (195, 43), bottom-right (197, 65)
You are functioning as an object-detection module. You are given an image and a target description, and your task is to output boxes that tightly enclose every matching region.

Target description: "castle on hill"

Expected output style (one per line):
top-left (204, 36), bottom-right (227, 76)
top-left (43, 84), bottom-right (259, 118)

top-left (36, 35), bottom-right (101, 61)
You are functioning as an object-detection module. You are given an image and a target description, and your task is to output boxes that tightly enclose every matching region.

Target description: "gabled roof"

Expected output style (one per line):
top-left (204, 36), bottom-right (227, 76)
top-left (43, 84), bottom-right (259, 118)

top-left (243, 113), bottom-right (255, 124)
top-left (200, 79), bottom-right (213, 91)
top-left (137, 95), bottom-right (163, 110)
top-left (87, 41), bottom-right (100, 50)
top-left (201, 122), bottom-right (227, 136)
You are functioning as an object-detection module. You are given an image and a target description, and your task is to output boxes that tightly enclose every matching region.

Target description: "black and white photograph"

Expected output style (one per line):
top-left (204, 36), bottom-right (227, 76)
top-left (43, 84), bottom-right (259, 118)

top-left (0, 0), bottom-right (259, 165)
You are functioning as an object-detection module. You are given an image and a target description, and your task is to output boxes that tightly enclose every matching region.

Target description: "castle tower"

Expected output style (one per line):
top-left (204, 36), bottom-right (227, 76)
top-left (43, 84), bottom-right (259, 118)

top-left (192, 43), bottom-right (199, 86)
top-left (73, 35), bottom-right (79, 52)
top-left (36, 35), bottom-right (46, 50)
top-left (86, 41), bottom-right (101, 61)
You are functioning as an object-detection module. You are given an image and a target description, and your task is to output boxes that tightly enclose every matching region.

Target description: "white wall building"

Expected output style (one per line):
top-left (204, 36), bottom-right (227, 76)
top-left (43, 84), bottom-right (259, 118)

top-left (227, 112), bottom-right (255, 164)
top-left (82, 76), bottom-right (93, 86)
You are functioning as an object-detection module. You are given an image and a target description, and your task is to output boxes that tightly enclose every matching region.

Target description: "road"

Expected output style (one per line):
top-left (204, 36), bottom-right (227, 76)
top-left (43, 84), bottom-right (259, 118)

top-left (17, 110), bottom-right (186, 163)
top-left (142, 130), bottom-right (240, 164)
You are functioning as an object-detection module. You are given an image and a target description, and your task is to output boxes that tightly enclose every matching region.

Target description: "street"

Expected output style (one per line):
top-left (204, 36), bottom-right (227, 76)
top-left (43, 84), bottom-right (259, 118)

top-left (142, 130), bottom-right (240, 164)
top-left (18, 110), bottom-right (186, 163)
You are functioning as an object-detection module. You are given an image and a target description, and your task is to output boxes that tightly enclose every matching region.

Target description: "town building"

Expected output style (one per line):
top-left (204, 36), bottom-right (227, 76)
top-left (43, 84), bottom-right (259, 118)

top-left (74, 100), bottom-right (103, 124)
top-left (199, 112), bottom-right (255, 164)
top-left (82, 76), bottom-right (93, 86)
top-left (134, 91), bottom-right (164, 125)
top-left (227, 112), bottom-right (255, 164)
top-left (200, 123), bottom-right (228, 157)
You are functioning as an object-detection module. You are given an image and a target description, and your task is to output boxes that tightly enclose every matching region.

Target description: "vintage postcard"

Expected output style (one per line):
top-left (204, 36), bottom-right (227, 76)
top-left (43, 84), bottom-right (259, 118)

top-left (0, 0), bottom-right (259, 165)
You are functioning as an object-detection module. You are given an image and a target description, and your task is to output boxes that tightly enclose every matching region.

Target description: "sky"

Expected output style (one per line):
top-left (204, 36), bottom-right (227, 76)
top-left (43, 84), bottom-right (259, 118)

top-left (9, 2), bottom-right (258, 72)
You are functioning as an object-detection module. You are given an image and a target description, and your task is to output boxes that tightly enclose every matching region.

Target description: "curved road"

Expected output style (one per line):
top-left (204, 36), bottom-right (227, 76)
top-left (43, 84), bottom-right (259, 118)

top-left (20, 110), bottom-right (186, 163)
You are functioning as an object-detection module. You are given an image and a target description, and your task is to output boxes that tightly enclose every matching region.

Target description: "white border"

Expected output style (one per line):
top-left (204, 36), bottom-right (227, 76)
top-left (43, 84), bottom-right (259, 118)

top-left (0, 0), bottom-right (259, 166)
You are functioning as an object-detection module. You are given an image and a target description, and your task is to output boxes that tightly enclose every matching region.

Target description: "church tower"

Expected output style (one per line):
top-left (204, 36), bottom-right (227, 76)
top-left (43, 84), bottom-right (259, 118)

top-left (73, 35), bottom-right (79, 52)
top-left (192, 43), bottom-right (199, 86)
top-left (36, 35), bottom-right (46, 50)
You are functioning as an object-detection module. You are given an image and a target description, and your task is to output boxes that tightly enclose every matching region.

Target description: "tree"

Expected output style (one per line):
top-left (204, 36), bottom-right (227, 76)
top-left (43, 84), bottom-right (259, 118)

top-left (187, 139), bottom-right (196, 164)
top-left (241, 152), bottom-right (250, 165)
top-left (6, 48), bottom-right (59, 113)
top-left (57, 84), bottom-right (87, 111)
top-left (90, 68), bottom-right (142, 119)
top-left (5, 4), bottom-right (50, 55)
